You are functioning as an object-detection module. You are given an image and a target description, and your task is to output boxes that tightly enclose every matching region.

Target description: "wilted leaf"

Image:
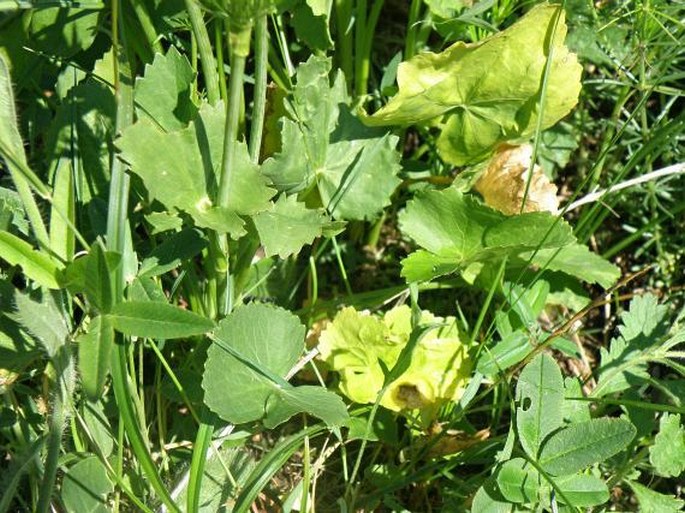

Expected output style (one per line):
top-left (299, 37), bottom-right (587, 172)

top-left (363, 3), bottom-right (582, 165)
top-left (474, 144), bottom-right (559, 215)
top-left (318, 305), bottom-right (471, 412)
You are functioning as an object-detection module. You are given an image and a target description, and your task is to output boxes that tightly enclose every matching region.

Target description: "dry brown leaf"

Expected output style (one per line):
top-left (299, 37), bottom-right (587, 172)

top-left (474, 144), bottom-right (559, 215)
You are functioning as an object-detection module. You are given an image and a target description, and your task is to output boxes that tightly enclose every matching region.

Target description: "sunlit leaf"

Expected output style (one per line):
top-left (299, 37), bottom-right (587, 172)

top-left (363, 3), bottom-right (581, 165)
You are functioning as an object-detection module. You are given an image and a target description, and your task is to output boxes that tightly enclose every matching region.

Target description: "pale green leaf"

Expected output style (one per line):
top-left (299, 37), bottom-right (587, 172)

top-left (265, 385), bottom-right (348, 428)
top-left (262, 56), bottom-right (401, 220)
top-left (496, 458), bottom-right (539, 504)
top-left (0, 231), bottom-right (62, 289)
top-left (649, 413), bottom-right (685, 478)
top-left (253, 194), bottom-right (332, 258)
top-left (203, 304), bottom-right (305, 424)
top-left (538, 418), bottom-right (636, 476)
top-left (548, 473), bottom-right (609, 507)
top-left (477, 331), bottom-right (532, 378)
top-left (630, 481), bottom-right (685, 513)
top-left (77, 316), bottom-right (114, 401)
top-left (134, 47), bottom-right (197, 130)
top-left (61, 456), bottom-right (113, 513)
top-left (525, 243), bottom-right (620, 288)
top-left (13, 291), bottom-right (70, 358)
top-left (108, 301), bottom-right (215, 339)
top-left (0, 55), bottom-right (27, 168)
top-left (515, 354), bottom-right (564, 459)
top-left (118, 102), bottom-right (275, 237)
top-left (363, 3), bottom-right (582, 165)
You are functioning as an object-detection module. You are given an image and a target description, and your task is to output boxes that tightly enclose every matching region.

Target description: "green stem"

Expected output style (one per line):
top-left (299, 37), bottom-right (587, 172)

top-left (185, 0), bottom-right (220, 105)
top-left (354, 0), bottom-right (367, 96)
top-left (129, 0), bottom-right (163, 56)
top-left (405, 0), bottom-right (422, 60)
top-left (356, 0), bottom-right (384, 98)
top-left (335, 0), bottom-right (354, 88)
top-left (249, 14), bottom-right (268, 163)
top-left (215, 21), bottom-right (228, 102)
top-left (105, 5), bottom-right (179, 511)
top-left (36, 350), bottom-right (73, 513)
top-left (186, 421), bottom-right (213, 513)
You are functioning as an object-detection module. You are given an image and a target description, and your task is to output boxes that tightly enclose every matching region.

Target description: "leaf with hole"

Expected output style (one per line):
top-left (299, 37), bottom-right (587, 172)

top-left (515, 354), bottom-right (564, 460)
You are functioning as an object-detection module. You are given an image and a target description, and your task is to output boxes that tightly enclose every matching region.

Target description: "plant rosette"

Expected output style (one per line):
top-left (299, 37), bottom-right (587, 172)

top-left (318, 305), bottom-right (471, 418)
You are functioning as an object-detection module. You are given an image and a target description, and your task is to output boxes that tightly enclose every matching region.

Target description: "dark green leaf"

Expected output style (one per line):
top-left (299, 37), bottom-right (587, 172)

top-left (139, 228), bottom-right (207, 278)
top-left (108, 301), bottom-right (214, 339)
top-left (538, 418), bottom-right (636, 476)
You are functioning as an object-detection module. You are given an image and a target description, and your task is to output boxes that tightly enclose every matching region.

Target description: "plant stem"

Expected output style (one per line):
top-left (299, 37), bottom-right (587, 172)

top-left (129, 0), bottom-right (163, 56)
top-left (354, 0), bottom-right (367, 96)
top-left (185, 0), bottom-right (220, 105)
top-left (36, 349), bottom-right (74, 513)
top-left (106, 5), bottom-right (179, 511)
top-left (186, 421), bottom-right (213, 513)
top-left (249, 14), bottom-right (268, 163)
top-left (405, 0), bottom-right (422, 60)
top-left (335, 0), bottom-right (354, 88)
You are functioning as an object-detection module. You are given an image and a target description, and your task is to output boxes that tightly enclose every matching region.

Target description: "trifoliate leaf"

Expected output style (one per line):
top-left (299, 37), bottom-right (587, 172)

top-left (363, 3), bottom-right (582, 165)
top-left (262, 56), bottom-right (401, 220)
top-left (134, 46), bottom-right (197, 131)
top-left (474, 144), bottom-right (559, 215)
top-left (318, 305), bottom-right (471, 412)
top-left (253, 194), bottom-right (336, 258)
top-left (649, 413), bottom-right (685, 478)
top-left (118, 102), bottom-right (275, 237)
top-left (202, 303), bottom-right (348, 427)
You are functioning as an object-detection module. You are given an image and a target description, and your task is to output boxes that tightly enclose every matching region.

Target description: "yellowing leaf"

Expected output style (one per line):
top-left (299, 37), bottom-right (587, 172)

top-left (362, 3), bottom-right (581, 165)
top-left (474, 144), bottom-right (559, 215)
top-left (318, 306), bottom-right (471, 412)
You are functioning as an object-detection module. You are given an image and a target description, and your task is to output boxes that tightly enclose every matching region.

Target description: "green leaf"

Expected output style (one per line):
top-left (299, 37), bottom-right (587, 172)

top-left (630, 481), bottom-right (685, 513)
top-left (13, 291), bottom-right (70, 359)
top-left (649, 413), bottom-right (685, 478)
top-left (477, 331), bottom-right (532, 378)
top-left (291, 0), bottom-right (333, 51)
top-left (561, 377), bottom-right (590, 424)
top-left (471, 478), bottom-right (515, 513)
top-left (77, 316), bottom-right (114, 401)
top-left (399, 188), bottom-right (615, 288)
top-left (0, 231), bottom-right (62, 289)
top-left (253, 194), bottom-right (333, 258)
top-left (546, 473), bottom-right (609, 507)
top-left (202, 303), bottom-right (347, 427)
top-left (108, 301), bottom-right (215, 339)
top-left (262, 56), bottom-right (401, 220)
top-left (362, 3), bottom-right (582, 165)
top-left (0, 55), bottom-right (28, 169)
top-left (29, 8), bottom-right (101, 59)
top-left (265, 385), bottom-right (348, 428)
top-left (84, 243), bottom-right (116, 314)
top-left (538, 418), bottom-right (636, 476)
top-left (134, 46), bottom-right (197, 131)
top-left (118, 102), bottom-right (275, 237)
top-left (525, 244), bottom-right (620, 289)
top-left (496, 458), bottom-right (539, 504)
top-left (61, 456), bottom-right (113, 513)
top-left (594, 294), bottom-right (667, 397)
top-left (515, 354), bottom-right (564, 459)
top-left (139, 228), bottom-right (207, 278)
